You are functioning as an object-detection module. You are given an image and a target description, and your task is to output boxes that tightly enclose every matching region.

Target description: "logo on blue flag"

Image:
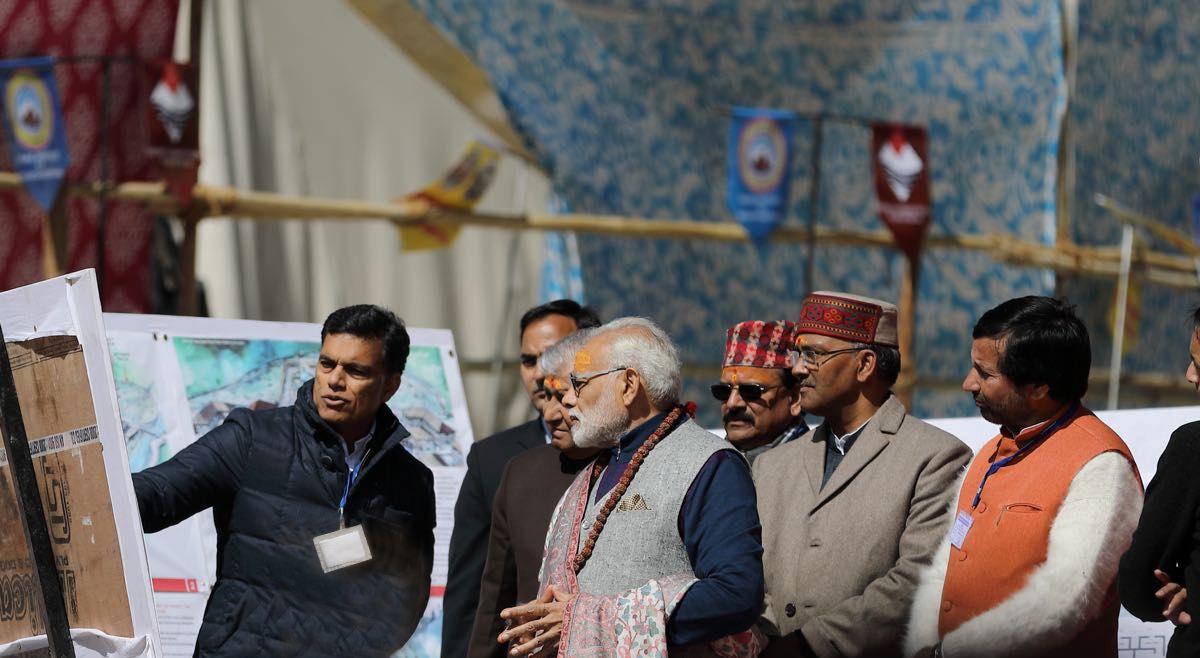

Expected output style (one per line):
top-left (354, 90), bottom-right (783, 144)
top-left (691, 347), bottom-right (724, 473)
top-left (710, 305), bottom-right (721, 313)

top-left (0, 57), bottom-right (69, 211)
top-left (727, 107), bottom-right (796, 247)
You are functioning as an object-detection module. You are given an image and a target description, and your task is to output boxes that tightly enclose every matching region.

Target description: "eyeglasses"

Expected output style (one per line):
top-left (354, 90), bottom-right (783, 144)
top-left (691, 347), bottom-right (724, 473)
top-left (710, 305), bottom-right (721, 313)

top-left (710, 383), bottom-right (780, 403)
top-left (569, 366), bottom-right (628, 394)
top-left (786, 346), bottom-right (867, 370)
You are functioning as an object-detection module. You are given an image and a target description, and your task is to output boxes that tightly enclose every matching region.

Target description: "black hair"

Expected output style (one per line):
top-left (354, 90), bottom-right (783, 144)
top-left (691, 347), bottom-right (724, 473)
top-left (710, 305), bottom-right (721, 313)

top-left (519, 299), bottom-right (601, 338)
top-left (972, 296), bottom-right (1090, 402)
top-left (851, 343), bottom-right (902, 387)
top-left (1192, 305), bottom-right (1200, 332)
top-left (321, 304), bottom-right (410, 375)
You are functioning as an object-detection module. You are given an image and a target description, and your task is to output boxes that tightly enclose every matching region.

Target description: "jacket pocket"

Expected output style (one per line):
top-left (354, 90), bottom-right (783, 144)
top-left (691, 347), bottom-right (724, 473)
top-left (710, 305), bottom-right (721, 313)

top-left (995, 502), bottom-right (1044, 527)
top-left (198, 580), bottom-right (251, 653)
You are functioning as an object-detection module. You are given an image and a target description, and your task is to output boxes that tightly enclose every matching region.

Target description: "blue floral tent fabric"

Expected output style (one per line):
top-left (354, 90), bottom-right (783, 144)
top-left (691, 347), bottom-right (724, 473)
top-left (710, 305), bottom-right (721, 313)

top-left (410, 1), bottom-right (1089, 419)
top-left (1065, 2), bottom-right (1200, 389)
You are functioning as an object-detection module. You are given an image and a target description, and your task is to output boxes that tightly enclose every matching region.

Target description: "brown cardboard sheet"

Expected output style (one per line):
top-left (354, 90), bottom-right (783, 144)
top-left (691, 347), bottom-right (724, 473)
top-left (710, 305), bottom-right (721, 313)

top-left (0, 335), bottom-right (133, 642)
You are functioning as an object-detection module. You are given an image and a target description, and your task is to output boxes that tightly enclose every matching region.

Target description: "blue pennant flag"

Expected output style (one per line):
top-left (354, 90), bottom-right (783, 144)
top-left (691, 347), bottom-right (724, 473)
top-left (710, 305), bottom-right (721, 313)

top-left (0, 56), bottom-right (69, 211)
top-left (727, 107), bottom-right (797, 247)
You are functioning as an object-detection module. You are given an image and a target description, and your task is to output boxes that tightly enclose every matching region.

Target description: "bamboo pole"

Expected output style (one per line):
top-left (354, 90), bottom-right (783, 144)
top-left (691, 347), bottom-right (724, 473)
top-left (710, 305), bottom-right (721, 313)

top-left (1094, 194), bottom-right (1200, 256)
top-left (5, 172), bottom-right (1200, 290)
top-left (1107, 225), bottom-right (1135, 409)
top-left (40, 190), bottom-right (69, 279)
top-left (6, 185), bottom-right (1193, 262)
top-left (8, 171), bottom-right (1196, 400)
top-left (896, 257), bottom-right (919, 407)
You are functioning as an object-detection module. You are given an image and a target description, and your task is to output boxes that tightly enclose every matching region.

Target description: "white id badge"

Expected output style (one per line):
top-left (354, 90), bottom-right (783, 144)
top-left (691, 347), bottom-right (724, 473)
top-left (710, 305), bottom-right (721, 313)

top-left (949, 510), bottom-right (974, 550)
top-left (313, 525), bottom-right (373, 573)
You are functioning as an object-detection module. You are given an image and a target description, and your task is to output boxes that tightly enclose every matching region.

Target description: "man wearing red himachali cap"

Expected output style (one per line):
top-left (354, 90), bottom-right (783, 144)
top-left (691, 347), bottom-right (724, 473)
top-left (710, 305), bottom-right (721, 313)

top-left (714, 320), bottom-right (809, 464)
top-left (754, 291), bottom-right (972, 658)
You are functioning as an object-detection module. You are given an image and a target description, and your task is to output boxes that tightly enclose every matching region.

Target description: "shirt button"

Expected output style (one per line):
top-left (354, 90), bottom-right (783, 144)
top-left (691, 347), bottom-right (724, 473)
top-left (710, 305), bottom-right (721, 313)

top-left (785, 603), bottom-right (797, 617)
top-left (957, 550), bottom-right (968, 562)
top-left (978, 502), bottom-right (988, 513)
top-left (942, 601), bottom-right (953, 612)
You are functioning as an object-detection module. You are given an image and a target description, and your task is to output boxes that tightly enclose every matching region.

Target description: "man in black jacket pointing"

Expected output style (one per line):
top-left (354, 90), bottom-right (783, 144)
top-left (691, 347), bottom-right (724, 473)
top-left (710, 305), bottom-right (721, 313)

top-left (134, 305), bottom-right (435, 657)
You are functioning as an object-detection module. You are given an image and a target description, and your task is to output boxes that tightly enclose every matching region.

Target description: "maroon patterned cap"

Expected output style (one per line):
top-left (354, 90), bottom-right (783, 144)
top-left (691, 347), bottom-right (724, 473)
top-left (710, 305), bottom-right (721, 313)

top-left (723, 320), bottom-right (797, 368)
top-left (796, 291), bottom-right (899, 347)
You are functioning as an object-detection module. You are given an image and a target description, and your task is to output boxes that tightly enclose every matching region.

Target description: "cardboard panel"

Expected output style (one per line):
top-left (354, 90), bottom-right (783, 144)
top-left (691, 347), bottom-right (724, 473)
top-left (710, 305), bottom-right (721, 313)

top-left (0, 335), bottom-right (133, 642)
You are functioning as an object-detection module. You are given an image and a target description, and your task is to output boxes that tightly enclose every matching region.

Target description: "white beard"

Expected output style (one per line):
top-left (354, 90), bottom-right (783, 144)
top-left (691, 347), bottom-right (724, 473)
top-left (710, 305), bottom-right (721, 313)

top-left (570, 385), bottom-right (631, 449)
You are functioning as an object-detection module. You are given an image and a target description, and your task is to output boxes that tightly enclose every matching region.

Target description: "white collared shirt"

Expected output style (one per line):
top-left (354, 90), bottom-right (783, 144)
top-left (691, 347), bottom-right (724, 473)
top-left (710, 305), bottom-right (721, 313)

top-left (343, 422), bottom-right (376, 472)
top-left (829, 418), bottom-right (871, 455)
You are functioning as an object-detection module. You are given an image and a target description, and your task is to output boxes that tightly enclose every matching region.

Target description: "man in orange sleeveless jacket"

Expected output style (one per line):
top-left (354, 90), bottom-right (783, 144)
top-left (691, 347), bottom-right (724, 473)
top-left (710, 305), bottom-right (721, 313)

top-left (905, 296), bottom-right (1143, 658)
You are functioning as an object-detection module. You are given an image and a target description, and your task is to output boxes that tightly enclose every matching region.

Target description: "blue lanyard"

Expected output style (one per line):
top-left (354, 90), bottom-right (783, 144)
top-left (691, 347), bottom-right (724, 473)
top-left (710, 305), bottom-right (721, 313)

top-left (339, 447), bottom-right (373, 526)
top-left (970, 401), bottom-right (1079, 509)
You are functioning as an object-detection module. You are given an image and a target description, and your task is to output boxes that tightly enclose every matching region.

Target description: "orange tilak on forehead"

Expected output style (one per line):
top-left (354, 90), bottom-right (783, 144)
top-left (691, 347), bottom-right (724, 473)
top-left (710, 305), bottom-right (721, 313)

top-left (721, 365), bottom-right (778, 386)
top-left (574, 349), bottom-right (593, 371)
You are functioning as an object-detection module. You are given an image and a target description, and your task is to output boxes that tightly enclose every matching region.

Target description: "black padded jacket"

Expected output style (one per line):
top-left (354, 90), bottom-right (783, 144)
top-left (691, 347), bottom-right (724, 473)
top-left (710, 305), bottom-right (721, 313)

top-left (134, 379), bottom-right (435, 657)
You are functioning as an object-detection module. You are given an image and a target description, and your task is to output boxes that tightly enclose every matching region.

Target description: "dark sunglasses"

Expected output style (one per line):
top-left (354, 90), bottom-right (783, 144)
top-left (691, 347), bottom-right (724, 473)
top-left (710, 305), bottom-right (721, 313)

top-left (710, 383), bottom-right (777, 403)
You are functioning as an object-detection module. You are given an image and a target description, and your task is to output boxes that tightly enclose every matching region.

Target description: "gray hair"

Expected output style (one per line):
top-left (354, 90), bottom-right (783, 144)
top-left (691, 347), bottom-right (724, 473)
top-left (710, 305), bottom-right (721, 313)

top-left (593, 317), bottom-right (681, 408)
top-left (538, 328), bottom-right (596, 376)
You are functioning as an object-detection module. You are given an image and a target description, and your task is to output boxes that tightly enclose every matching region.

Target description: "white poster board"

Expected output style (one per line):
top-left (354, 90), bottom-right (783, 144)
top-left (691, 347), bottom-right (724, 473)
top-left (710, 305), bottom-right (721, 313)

top-left (0, 270), bottom-right (160, 657)
top-left (103, 313), bottom-right (473, 658)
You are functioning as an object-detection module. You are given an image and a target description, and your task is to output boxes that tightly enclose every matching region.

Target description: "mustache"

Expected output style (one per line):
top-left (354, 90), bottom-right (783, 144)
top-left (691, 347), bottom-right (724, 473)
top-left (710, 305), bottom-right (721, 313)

top-left (723, 410), bottom-right (754, 424)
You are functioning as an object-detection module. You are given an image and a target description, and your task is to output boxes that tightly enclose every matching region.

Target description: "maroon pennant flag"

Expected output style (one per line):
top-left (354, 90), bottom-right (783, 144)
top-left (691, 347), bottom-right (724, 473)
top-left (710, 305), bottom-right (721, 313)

top-left (144, 60), bottom-right (200, 205)
top-left (871, 123), bottom-right (931, 263)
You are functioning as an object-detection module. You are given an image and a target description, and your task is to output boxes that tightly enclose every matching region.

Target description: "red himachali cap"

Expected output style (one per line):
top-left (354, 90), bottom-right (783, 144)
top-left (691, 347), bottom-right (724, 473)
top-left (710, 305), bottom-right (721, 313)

top-left (796, 291), bottom-right (899, 348)
top-left (723, 320), bottom-right (797, 368)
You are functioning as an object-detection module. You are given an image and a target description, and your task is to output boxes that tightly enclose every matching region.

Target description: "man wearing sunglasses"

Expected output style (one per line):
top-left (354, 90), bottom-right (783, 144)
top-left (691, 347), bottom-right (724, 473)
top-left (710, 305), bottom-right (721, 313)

top-left (443, 299), bottom-right (600, 658)
top-left (715, 320), bottom-right (809, 463)
top-left (754, 291), bottom-right (971, 658)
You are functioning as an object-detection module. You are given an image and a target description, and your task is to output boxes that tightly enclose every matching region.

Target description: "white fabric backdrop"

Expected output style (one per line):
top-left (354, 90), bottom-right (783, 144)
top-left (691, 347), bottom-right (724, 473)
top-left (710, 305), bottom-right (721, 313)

top-left (192, 0), bottom-right (553, 436)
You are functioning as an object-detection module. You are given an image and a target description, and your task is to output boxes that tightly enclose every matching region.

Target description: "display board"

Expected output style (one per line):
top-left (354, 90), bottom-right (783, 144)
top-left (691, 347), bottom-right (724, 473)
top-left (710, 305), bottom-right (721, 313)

top-left (103, 313), bottom-right (473, 657)
top-left (0, 270), bottom-right (159, 656)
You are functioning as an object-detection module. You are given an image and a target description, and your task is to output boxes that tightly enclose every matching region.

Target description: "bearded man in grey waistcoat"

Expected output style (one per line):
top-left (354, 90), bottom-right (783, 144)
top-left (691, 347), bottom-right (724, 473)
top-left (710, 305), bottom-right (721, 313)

top-left (496, 317), bottom-right (765, 658)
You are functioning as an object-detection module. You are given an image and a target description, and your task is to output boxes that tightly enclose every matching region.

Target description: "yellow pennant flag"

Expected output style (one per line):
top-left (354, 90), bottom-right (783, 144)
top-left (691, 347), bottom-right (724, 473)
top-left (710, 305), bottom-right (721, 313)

top-left (396, 140), bottom-right (501, 251)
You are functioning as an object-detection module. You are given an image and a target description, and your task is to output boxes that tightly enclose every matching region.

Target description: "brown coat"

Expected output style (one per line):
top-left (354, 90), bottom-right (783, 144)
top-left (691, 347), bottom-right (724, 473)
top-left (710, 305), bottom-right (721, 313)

top-left (753, 395), bottom-right (971, 658)
top-left (466, 444), bottom-right (591, 658)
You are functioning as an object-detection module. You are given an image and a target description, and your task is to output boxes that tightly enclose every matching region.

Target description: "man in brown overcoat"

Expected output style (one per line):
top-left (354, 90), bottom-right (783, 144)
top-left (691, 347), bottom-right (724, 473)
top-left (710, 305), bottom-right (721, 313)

top-left (754, 291), bottom-right (971, 658)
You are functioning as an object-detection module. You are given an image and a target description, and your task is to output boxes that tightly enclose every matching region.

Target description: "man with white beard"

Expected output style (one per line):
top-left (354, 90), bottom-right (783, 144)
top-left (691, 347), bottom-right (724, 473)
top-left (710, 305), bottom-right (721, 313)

top-left (496, 317), bottom-right (765, 658)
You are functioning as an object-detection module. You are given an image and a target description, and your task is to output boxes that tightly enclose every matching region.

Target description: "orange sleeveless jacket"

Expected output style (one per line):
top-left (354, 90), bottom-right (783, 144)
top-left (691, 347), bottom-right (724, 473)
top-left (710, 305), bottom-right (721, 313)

top-left (938, 405), bottom-right (1140, 658)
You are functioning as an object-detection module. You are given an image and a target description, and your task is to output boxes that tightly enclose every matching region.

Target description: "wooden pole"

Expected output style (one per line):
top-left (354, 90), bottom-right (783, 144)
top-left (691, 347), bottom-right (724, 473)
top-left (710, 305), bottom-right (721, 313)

top-left (1107, 224), bottom-right (1135, 409)
top-left (4, 172), bottom-right (1200, 295)
top-left (178, 214), bottom-right (200, 316)
top-left (41, 191), bottom-right (70, 279)
top-left (805, 117), bottom-right (823, 294)
top-left (896, 256), bottom-right (919, 408)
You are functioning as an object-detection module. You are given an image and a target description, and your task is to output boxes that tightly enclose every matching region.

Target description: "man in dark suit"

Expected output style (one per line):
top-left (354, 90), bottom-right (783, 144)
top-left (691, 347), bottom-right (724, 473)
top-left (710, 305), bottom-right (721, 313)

top-left (442, 300), bottom-right (600, 658)
top-left (467, 330), bottom-right (600, 658)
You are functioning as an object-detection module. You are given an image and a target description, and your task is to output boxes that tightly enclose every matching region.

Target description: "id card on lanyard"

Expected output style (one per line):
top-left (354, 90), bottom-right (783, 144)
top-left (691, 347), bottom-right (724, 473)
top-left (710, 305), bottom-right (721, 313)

top-left (953, 402), bottom-right (1079, 550)
top-left (314, 448), bottom-right (374, 573)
